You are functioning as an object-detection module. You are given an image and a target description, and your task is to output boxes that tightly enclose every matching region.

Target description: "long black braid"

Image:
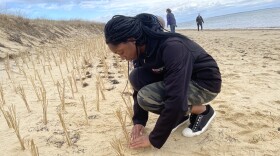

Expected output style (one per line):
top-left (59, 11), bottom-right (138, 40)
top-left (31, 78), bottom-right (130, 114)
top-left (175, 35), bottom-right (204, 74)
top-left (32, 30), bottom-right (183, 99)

top-left (104, 13), bottom-right (188, 46)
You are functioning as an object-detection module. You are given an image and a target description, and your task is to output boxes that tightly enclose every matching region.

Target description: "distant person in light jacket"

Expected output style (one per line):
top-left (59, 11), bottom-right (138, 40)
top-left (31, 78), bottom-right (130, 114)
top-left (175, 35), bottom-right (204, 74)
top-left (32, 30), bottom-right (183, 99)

top-left (166, 8), bottom-right (177, 33)
top-left (196, 14), bottom-right (204, 31)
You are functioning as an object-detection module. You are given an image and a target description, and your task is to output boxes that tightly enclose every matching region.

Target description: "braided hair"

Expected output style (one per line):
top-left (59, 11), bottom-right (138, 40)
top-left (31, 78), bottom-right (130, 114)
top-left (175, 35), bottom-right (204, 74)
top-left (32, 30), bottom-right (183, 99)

top-left (104, 13), bottom-right (187, 46)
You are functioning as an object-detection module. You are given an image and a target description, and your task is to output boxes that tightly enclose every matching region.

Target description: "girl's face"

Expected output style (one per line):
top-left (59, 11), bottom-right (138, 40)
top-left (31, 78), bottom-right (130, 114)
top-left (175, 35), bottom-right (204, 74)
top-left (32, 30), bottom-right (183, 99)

top-left (107, 41), bottom-right (137, 61)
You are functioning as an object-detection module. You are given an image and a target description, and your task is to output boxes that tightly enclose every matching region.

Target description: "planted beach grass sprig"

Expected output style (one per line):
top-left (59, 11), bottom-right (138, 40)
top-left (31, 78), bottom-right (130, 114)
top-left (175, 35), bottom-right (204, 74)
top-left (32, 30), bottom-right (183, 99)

top-left (6, 105), bottom-right (26, 150)
top-left (17, 85), bottom-right (31, 113)
top-left (80, 95), bottom-right (89, 125)
top-left (96, 81), bottom-right (100, 112)
top-left (56, 80), bottom-right (66, 111)
top-left (36, 70), bottom-right (45, 92)
top-left (62, 51), bottom-right (70, 73)
top-left (58, 64), bottom-right (64, 80)
top-left (71, 71), bottom-right (78, 92)
top-left (110, 136), bottom-right (125, 156)
top-left (48, 66), bottom-right (56, 85)
top-left (120, 94), bottom-right (133, 122)
top-left (0, 83), bottom-right (5, 105)
top-left (114, 108), bottom-right (130, 145)
top-left (46, 51), bottom-right (53, 70)
top-left (0, 105), bottom-right (12, 128)
top-left (14, 58), bottom-right (23, 73)
top-left (29, 139), bottom-right (39, 156)
top-left (97, 74), bottom-right (105, 91)
top-left (40, 88), bottom-right (48, 125)
top-left (51, 50), bottom-right (58, 66)
top-left (20, 52), bottom-right (29, 69)
top-left (57, 112), bottom-right (72, 146)
top-left (4, 56), bottom-right (12, 80)
top-left (96, 75), bottom-right (106, 100)
top-left (29, 76), bottom-right (41, 101)
top-left (68, 76), bottom-right (75, 98)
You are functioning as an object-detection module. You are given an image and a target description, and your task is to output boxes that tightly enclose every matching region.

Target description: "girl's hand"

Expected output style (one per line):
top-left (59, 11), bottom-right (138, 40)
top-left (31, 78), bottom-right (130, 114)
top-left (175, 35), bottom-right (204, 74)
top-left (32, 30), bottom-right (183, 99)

top-left (130, 135), bottom-right (151, 149)
top-left (131, 124), bottom-right (144, 141)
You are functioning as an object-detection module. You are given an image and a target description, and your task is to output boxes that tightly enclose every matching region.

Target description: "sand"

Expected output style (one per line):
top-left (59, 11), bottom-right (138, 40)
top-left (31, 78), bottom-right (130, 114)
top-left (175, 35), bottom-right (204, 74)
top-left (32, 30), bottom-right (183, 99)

top-left (0, 29), bottom-right (280, 156)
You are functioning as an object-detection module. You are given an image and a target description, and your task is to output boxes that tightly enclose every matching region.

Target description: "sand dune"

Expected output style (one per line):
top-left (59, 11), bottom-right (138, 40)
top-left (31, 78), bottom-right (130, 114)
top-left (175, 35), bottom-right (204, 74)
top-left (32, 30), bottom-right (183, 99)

top-left (0, 28), bottom-right (280, 156)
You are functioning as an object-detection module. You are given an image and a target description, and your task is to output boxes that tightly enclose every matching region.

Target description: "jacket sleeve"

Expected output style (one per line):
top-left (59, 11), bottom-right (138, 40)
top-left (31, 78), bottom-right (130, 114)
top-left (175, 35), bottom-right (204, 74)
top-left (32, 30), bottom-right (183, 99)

top-left (132, 90), bottom-right (148, 126)
top-left (149, 41), bottom-right (194, 148)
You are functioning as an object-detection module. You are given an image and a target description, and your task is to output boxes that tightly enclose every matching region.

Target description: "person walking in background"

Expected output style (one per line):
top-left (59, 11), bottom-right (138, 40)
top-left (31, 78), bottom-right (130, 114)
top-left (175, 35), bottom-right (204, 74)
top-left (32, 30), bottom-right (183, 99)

top-left (196, 14), bottom-right (204, 31)
top-left (166, 8), bottom-right (177, 33)
top-left (104, 13), bottom-right (222, 149)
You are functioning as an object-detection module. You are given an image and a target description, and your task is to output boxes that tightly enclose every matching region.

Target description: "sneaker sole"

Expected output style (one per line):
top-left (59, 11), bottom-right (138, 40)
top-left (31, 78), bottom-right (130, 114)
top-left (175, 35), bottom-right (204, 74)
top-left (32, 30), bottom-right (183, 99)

top-left (182, 111), bottom-right (216, 137)
top-left (171, 119), bottom-right (189, 133)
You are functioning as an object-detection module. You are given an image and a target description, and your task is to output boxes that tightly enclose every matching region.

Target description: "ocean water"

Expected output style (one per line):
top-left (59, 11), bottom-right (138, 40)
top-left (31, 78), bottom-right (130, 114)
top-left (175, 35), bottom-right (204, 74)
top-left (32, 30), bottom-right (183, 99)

top-left (179, 7), bottom-right (280, 29)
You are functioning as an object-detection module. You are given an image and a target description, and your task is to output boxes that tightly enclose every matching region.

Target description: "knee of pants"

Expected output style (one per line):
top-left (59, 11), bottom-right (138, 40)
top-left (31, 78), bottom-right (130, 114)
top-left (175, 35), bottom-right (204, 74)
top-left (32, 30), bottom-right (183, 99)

top-left (136, 87), bottom-right (163, 114)
top-left (136, 92), bottom-right (147, 111)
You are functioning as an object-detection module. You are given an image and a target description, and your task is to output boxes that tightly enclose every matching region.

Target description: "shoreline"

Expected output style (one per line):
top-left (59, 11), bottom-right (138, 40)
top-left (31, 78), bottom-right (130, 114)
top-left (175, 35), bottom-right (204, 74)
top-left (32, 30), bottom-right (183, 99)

top-left (177, 27), bottom-right (280, 31)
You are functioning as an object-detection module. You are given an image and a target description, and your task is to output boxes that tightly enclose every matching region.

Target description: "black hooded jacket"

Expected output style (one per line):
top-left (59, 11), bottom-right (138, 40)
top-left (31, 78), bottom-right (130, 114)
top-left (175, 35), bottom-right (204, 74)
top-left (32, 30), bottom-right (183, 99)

top-left (132, 36), bottom-right (221, 149)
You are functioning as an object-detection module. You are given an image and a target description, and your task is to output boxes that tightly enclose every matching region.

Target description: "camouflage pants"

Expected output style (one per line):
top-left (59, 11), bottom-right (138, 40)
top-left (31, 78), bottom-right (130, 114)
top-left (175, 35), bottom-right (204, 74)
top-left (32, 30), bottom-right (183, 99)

top-left (129, 67), bottom-right (218, 115)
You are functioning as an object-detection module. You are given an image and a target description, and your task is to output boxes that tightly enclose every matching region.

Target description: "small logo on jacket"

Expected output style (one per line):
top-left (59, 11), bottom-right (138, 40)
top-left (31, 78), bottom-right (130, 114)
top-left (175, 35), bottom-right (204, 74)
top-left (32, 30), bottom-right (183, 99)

top-left (152, 67), bottom-right (165, 74)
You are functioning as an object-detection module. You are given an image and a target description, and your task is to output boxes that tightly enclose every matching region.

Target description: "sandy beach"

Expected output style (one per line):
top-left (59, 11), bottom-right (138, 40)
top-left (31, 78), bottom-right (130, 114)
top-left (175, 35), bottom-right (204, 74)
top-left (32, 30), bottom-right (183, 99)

top-left (0, 29), bottom-right (280, 156)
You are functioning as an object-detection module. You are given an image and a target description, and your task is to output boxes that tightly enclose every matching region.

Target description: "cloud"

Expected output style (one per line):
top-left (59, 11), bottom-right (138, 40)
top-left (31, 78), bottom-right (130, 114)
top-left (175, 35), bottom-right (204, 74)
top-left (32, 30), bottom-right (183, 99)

top-left (34, 3), bottom-right (75, 10)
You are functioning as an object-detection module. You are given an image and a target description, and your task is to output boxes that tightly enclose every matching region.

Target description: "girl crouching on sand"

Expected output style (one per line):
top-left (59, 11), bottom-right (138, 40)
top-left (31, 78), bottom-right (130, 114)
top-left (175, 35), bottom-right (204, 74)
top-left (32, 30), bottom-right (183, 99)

top-left (104, 13), bottom-right (222, 149)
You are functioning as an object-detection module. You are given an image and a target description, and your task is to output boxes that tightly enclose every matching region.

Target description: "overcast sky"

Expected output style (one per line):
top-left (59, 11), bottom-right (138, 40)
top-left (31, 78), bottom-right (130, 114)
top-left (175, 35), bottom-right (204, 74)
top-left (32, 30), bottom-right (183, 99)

top-left (0, 0), bottom-right (279, 23)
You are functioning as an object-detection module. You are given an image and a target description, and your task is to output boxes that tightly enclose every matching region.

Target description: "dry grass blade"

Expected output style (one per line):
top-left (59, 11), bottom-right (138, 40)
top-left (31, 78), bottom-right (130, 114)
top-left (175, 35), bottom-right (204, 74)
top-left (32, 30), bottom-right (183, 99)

top-left (14, 58), bottom-right (23, 73)
top-left (30, 139), bottom-right (39, 156)
top-left (63, 53), bottom-right (70, 72)
top-left (114, 108), bottom-right (130, 144)
top-left (46, 51), bottom-right (52, 70)
top-left (121, 94), bottom-right (133, 121)
top-left (99, 82), bottom-right (105, 100)
top-left (29, 76), bottom-right (41, 101)
top-left (4, 57), bottom-right (12, 80)
top-left (0, 105), bottom-right (12, 128)
top-left (48, 66), bottom-right (56, 85)
top-left (20, 53), bottom-right (29, 69)
top-left (80, 96), bottom-right (89, 125)
top-left (56, 80), bottom-right (66, 111)
top-left (36, 70), bottom-right (45, 91)
top-left (58, 64), bottom-right (64, 80)
top-left (57, 112), bottom-right (72, 146)
top-left (77, 68), bottom-right (83, 86)
top-left (71, 71), bottom-right (78, 92)
top-left (68, 76), bottom-right (74, 98)
top-left (96, 75), bottom-right (106, 100)
top-left (30, 55), bottom-right (36, 71)
top-left (18, 85), bottom-right (31, 113)
top-left (0, 83), bottom-right (5, 105)
top-left (21, 67), bottom-right (28, 82)
top-left (96, 82), bottom-right (100, 112)
top-left (97, 74), bottom-right (105, 90)
top-left (40, 88), bottom-right (48, 125)
top-left (41, 59), bottom-right (46, 74)
top-left (6, 105), bottom-right (26, 150)
top-left (51, 50), bottom-right (58, 66)
top-left (110, 137), bottom-right (125, 156)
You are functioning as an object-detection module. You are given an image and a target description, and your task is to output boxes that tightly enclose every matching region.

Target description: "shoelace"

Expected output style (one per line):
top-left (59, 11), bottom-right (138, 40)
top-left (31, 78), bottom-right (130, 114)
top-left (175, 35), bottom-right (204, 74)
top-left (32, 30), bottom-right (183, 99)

top-left (193, 116), bottom-right (203, 131)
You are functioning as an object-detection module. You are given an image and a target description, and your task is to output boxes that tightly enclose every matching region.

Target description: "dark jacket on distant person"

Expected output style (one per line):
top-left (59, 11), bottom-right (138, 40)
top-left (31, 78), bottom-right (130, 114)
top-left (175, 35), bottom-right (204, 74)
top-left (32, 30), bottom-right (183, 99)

top-left (166, 12), bottom-right (176, 26)
top-left (196, 15), bottom-right (204, 24)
